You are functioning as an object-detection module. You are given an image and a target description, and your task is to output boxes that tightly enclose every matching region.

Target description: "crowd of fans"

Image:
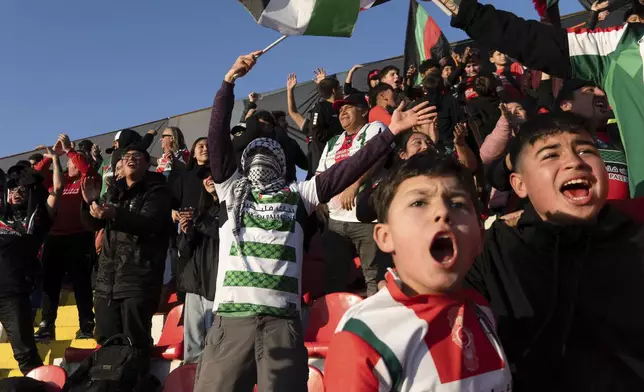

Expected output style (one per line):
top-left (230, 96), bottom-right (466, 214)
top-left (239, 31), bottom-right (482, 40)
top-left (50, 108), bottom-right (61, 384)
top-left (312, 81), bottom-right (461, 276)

top-left (0, 0), bottom-right (644, 390)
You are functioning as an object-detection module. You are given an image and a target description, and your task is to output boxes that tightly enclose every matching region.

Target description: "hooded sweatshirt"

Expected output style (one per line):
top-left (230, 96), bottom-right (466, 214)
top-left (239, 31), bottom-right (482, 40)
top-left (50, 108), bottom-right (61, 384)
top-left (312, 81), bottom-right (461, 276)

top-left (466, 202), bottom-right (644, 391)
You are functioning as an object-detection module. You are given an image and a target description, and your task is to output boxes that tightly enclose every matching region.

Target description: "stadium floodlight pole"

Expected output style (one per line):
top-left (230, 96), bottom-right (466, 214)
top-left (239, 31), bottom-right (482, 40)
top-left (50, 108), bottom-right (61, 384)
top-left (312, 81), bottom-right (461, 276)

top-left (231, 35), bottom-right (288, 81)
top-left (432, 0), bottom-right (460, 16)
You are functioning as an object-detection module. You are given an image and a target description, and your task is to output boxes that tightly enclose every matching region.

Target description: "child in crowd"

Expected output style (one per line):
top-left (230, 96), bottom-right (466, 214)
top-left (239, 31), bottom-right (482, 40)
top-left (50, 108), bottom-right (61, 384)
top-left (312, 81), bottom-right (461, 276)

top-left (466, 112), bottom-right (644, 391)
top-left (326, 153), bottom-right (512, 391)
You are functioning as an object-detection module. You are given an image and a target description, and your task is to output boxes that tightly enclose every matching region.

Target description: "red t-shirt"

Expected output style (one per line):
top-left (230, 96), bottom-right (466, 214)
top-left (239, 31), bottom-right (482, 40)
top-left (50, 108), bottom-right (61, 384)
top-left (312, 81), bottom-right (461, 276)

top-left (368, 106), bottom-right (392, 126)
top-left (38, 151), bottom-right (97, 236)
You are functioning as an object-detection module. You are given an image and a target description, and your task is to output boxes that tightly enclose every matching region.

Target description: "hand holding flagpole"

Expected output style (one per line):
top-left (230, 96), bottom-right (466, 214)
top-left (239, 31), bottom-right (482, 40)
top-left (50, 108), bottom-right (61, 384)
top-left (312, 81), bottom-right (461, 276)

top-left (227, 35), bottom-right (288, 83)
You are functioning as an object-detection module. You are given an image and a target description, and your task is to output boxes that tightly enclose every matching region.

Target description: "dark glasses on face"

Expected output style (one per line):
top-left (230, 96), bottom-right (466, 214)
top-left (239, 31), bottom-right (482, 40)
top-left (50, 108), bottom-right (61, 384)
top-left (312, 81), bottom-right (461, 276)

top-left (122, 152), bottom-right (144, 161)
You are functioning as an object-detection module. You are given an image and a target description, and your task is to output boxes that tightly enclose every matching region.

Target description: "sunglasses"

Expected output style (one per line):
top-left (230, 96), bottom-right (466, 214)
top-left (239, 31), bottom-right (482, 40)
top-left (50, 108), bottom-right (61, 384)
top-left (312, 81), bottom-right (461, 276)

top-left (121, 152), bottom-right (145, 161)
top-left (161, 134), bottom-right (173, 138)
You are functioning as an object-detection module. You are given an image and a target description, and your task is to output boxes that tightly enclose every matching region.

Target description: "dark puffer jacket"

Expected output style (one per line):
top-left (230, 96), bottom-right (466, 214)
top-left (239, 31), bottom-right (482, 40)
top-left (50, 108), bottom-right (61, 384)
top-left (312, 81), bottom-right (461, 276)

top-left (81, 172), bottom-right (172, 301)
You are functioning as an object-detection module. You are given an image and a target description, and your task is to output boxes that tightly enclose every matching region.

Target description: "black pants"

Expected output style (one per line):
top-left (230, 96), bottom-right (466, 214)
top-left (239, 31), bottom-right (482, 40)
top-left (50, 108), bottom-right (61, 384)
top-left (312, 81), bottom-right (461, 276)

top-left (323, 219), bottom-right (379, 296)
top-left (94, 297), bottom-right (158, 373)
top-left (0, 295), bottom-right (43, 374)
top-left (41, 232), bottom-right (95, 325)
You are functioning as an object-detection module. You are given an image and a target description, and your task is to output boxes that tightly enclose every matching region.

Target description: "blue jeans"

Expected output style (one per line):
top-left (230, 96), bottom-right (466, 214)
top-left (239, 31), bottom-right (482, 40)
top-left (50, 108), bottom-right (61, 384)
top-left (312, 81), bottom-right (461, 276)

top-left (183, 293), bottom-right (214, 363)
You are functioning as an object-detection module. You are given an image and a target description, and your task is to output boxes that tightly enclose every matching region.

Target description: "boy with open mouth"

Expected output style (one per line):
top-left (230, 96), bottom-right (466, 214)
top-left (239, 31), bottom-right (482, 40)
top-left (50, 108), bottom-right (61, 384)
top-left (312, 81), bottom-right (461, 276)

top-left (325, 153), bottom-right (512, 391)
top-left (467, 112), bottom-right (644, 391)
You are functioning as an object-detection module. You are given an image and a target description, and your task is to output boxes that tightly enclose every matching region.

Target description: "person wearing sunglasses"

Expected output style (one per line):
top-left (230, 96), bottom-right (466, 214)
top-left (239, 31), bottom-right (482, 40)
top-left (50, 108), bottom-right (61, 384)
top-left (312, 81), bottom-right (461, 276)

top-left (81, 144), bottom-right (172, 377)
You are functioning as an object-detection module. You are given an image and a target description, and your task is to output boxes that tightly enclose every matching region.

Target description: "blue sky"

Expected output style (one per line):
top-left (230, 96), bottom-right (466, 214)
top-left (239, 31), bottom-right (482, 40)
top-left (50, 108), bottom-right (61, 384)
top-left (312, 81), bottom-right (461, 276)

top-left (0, 0), bottom-right (584, 157)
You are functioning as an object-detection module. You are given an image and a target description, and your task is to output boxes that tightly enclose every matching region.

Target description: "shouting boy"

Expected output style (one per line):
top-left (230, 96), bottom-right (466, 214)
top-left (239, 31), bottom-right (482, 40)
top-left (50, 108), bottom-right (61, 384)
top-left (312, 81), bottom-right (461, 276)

top-left (467, 112), bottom-right (644, 391)
top-left (325, 153), bottom-right (512, 391)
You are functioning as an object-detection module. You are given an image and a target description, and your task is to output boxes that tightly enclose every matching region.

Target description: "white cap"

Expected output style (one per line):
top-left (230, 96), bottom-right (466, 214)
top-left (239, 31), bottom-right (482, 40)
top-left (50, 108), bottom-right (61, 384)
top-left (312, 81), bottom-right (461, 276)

top-left (114, 131), bottom-right (122, 141)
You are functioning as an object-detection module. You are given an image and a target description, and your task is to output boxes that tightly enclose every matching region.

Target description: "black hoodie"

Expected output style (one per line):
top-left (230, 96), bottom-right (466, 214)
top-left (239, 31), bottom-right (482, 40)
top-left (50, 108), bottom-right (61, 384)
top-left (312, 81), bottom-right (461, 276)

top-left (466, 203), bottom-right (644, 391)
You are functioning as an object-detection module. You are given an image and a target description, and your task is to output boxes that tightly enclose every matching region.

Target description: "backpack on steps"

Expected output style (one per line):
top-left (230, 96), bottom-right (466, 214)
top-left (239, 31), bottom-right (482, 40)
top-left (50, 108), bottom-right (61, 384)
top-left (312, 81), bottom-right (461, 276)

top-left (62, 334), bottom-right (144, 392)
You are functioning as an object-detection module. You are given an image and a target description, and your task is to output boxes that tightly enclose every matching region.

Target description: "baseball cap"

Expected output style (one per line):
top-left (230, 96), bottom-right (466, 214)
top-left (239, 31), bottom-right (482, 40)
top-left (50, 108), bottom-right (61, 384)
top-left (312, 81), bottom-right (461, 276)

top-left (114, 131), bottom-right (122, 141)
top-left (368, 70), bottom-right (380, 81)
top-left (332, 93), bottom-right (370, 111)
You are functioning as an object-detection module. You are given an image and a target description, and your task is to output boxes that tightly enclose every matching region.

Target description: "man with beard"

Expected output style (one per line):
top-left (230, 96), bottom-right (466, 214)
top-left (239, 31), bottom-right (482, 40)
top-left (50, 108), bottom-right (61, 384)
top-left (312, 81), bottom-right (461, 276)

top-left (0, 144), bottom-right (63, 374)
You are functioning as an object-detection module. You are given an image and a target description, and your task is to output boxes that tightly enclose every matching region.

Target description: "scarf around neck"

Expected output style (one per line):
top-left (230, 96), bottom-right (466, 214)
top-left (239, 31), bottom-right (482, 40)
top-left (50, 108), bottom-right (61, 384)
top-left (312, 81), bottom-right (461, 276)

top-left (231, 138), bottom-right (287, 248)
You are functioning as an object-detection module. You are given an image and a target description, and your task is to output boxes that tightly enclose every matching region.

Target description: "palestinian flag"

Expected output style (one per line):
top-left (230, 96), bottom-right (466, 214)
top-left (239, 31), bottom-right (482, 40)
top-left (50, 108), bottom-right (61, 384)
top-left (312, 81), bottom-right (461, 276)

top-left (404, 0), bottom-right (451, 83)
top-left (239, 0), bottom-right (391, 38)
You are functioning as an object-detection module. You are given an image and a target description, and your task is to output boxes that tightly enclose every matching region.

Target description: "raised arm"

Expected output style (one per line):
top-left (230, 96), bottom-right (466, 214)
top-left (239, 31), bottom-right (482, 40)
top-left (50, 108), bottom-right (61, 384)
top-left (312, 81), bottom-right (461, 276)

top-left (450, 0), bottom-right (572, 79)
top-left (45, 146), bottom-right (63, 218)
top-left (60, 134), bottom-right (97, 177)
top-left (286, 73), bottom-right (307, 130)
top-left (210, 51), bottom-right (262, 184)
top-left (314, 102), bottom-right (437, 204)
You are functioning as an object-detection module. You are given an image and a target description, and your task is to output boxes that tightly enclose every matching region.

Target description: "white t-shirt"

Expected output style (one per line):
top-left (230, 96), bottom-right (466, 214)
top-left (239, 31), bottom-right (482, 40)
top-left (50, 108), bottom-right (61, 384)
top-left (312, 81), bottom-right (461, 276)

top-left (316, 122), bottom-right (386, 222)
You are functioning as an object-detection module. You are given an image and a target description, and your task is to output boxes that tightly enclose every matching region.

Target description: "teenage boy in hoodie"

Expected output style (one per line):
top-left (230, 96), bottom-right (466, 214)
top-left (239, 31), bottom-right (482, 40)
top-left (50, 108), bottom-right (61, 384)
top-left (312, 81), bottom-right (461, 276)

top-left (445, 0), bottom-right (644, 197)
top-left (193, 50), bottom-right (435, 392)
top-left (466, 112), bottom-right (644, 391)
top-left (325, 153), bottom-right (512, 391)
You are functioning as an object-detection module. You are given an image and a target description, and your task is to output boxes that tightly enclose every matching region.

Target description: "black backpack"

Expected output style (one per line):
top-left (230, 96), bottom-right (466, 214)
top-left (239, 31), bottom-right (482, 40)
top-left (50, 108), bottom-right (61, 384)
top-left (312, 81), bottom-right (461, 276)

top-left (62, 334), bottom-right (144, 392)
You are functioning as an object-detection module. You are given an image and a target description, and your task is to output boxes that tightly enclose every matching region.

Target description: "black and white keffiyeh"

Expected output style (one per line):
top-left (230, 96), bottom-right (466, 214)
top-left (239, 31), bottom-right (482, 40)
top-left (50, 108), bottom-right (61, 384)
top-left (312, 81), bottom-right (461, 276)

top-left (231, 138), bottom-right (287, 245)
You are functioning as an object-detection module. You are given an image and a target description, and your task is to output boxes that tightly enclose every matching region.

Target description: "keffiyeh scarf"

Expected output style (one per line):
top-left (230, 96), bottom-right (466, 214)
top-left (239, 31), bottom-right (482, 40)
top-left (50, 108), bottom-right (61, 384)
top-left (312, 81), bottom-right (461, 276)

top-left (231, 138), bottom-right (287, 247)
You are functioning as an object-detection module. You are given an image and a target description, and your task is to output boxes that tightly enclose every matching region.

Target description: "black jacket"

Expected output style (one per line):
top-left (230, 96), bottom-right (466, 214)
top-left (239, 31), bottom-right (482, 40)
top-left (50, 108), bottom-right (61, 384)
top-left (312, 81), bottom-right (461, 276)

top-left (171, 164), bottom-right (210, 210)
top-left (82, 172), bottom-right (172, 301)
top-left (0, 170), bottom-right (50, 298)
top-left (307, 100), bottom-right (343, 179)
top-left (466, 203), bottom-right (644, 391)
top-left (177, 203), bottom-right (220, 301)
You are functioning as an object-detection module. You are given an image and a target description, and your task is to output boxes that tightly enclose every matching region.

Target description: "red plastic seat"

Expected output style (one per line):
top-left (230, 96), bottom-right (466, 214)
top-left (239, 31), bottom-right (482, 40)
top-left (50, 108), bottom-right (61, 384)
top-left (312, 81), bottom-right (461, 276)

top-left (304, 292), bottom-right (363, 358)
top-left (65, 304), bottom-right (185, 363)
top-left (163, 363), bottom-right (197, 392)
top-left (253, 366), bottom-right (325, 391)
top-left (151, 304), bottom-right (184, 360)
top-left (27, 365), bottom-right (67, 391)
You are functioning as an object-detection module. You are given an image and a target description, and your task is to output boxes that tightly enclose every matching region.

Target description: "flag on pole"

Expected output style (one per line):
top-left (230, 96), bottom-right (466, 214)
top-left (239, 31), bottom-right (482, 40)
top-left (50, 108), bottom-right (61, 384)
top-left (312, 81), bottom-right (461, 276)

top-left (404, 0), bottom-right (451, 82)
top-left (238, 0), bottom-right (391, 38)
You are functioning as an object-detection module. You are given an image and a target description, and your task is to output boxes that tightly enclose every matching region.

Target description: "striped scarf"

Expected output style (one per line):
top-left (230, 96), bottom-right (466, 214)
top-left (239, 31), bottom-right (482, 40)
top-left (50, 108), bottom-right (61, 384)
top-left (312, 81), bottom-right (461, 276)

top-left (231, 138), bottom-right (287, 249)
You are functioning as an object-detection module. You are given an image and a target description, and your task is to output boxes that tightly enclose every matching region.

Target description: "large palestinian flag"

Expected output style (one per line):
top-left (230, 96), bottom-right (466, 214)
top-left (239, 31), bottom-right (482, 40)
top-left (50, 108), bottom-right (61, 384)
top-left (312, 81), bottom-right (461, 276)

top-left (239, 0), bottom-right (391, 37)
top-left (404, 0), bottom-right (451, 83)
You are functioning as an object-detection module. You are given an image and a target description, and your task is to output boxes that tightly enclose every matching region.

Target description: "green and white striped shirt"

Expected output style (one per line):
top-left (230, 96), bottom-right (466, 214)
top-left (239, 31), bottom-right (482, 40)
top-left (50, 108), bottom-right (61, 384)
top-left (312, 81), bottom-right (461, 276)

top-left (213, 172), bottom-right (319, 318)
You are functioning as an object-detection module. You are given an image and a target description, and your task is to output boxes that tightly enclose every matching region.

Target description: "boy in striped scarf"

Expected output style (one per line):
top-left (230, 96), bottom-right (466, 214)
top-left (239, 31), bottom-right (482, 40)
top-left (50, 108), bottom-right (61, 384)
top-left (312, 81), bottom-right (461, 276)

top-left (325, 153), bottom-right (511, 391)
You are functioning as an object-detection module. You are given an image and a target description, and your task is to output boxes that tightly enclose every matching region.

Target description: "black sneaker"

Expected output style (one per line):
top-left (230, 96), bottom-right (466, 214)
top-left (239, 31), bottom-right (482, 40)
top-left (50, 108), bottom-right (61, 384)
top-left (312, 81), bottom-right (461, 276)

top-left (34, 321), bottom-right (55, 342)
top-left (75, 321), bottom-right (95, 340)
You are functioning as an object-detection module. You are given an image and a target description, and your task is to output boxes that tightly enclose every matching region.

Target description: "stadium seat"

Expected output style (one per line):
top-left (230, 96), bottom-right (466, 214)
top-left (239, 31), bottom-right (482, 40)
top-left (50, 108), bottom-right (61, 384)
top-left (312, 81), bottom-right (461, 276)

top-left (26, 365), bottom-right (67, 391)
top-left (151, 304), bottom-right (184, 360)
top-left (65, 304), bottom-right (185, 363)
top-left (163, 363), bottom-right (197, 392)
top-left (304, 292), bottom-right (363, 358)
top-left (253, 366), bottom-right (325, 392)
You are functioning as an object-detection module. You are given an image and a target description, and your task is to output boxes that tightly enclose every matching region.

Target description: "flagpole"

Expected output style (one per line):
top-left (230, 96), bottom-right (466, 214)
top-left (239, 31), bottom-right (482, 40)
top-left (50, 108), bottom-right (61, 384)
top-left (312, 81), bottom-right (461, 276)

top-left (231, 35), bottom-right (288, 81)
top-left (260, 35), bottom-right (288, 55)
